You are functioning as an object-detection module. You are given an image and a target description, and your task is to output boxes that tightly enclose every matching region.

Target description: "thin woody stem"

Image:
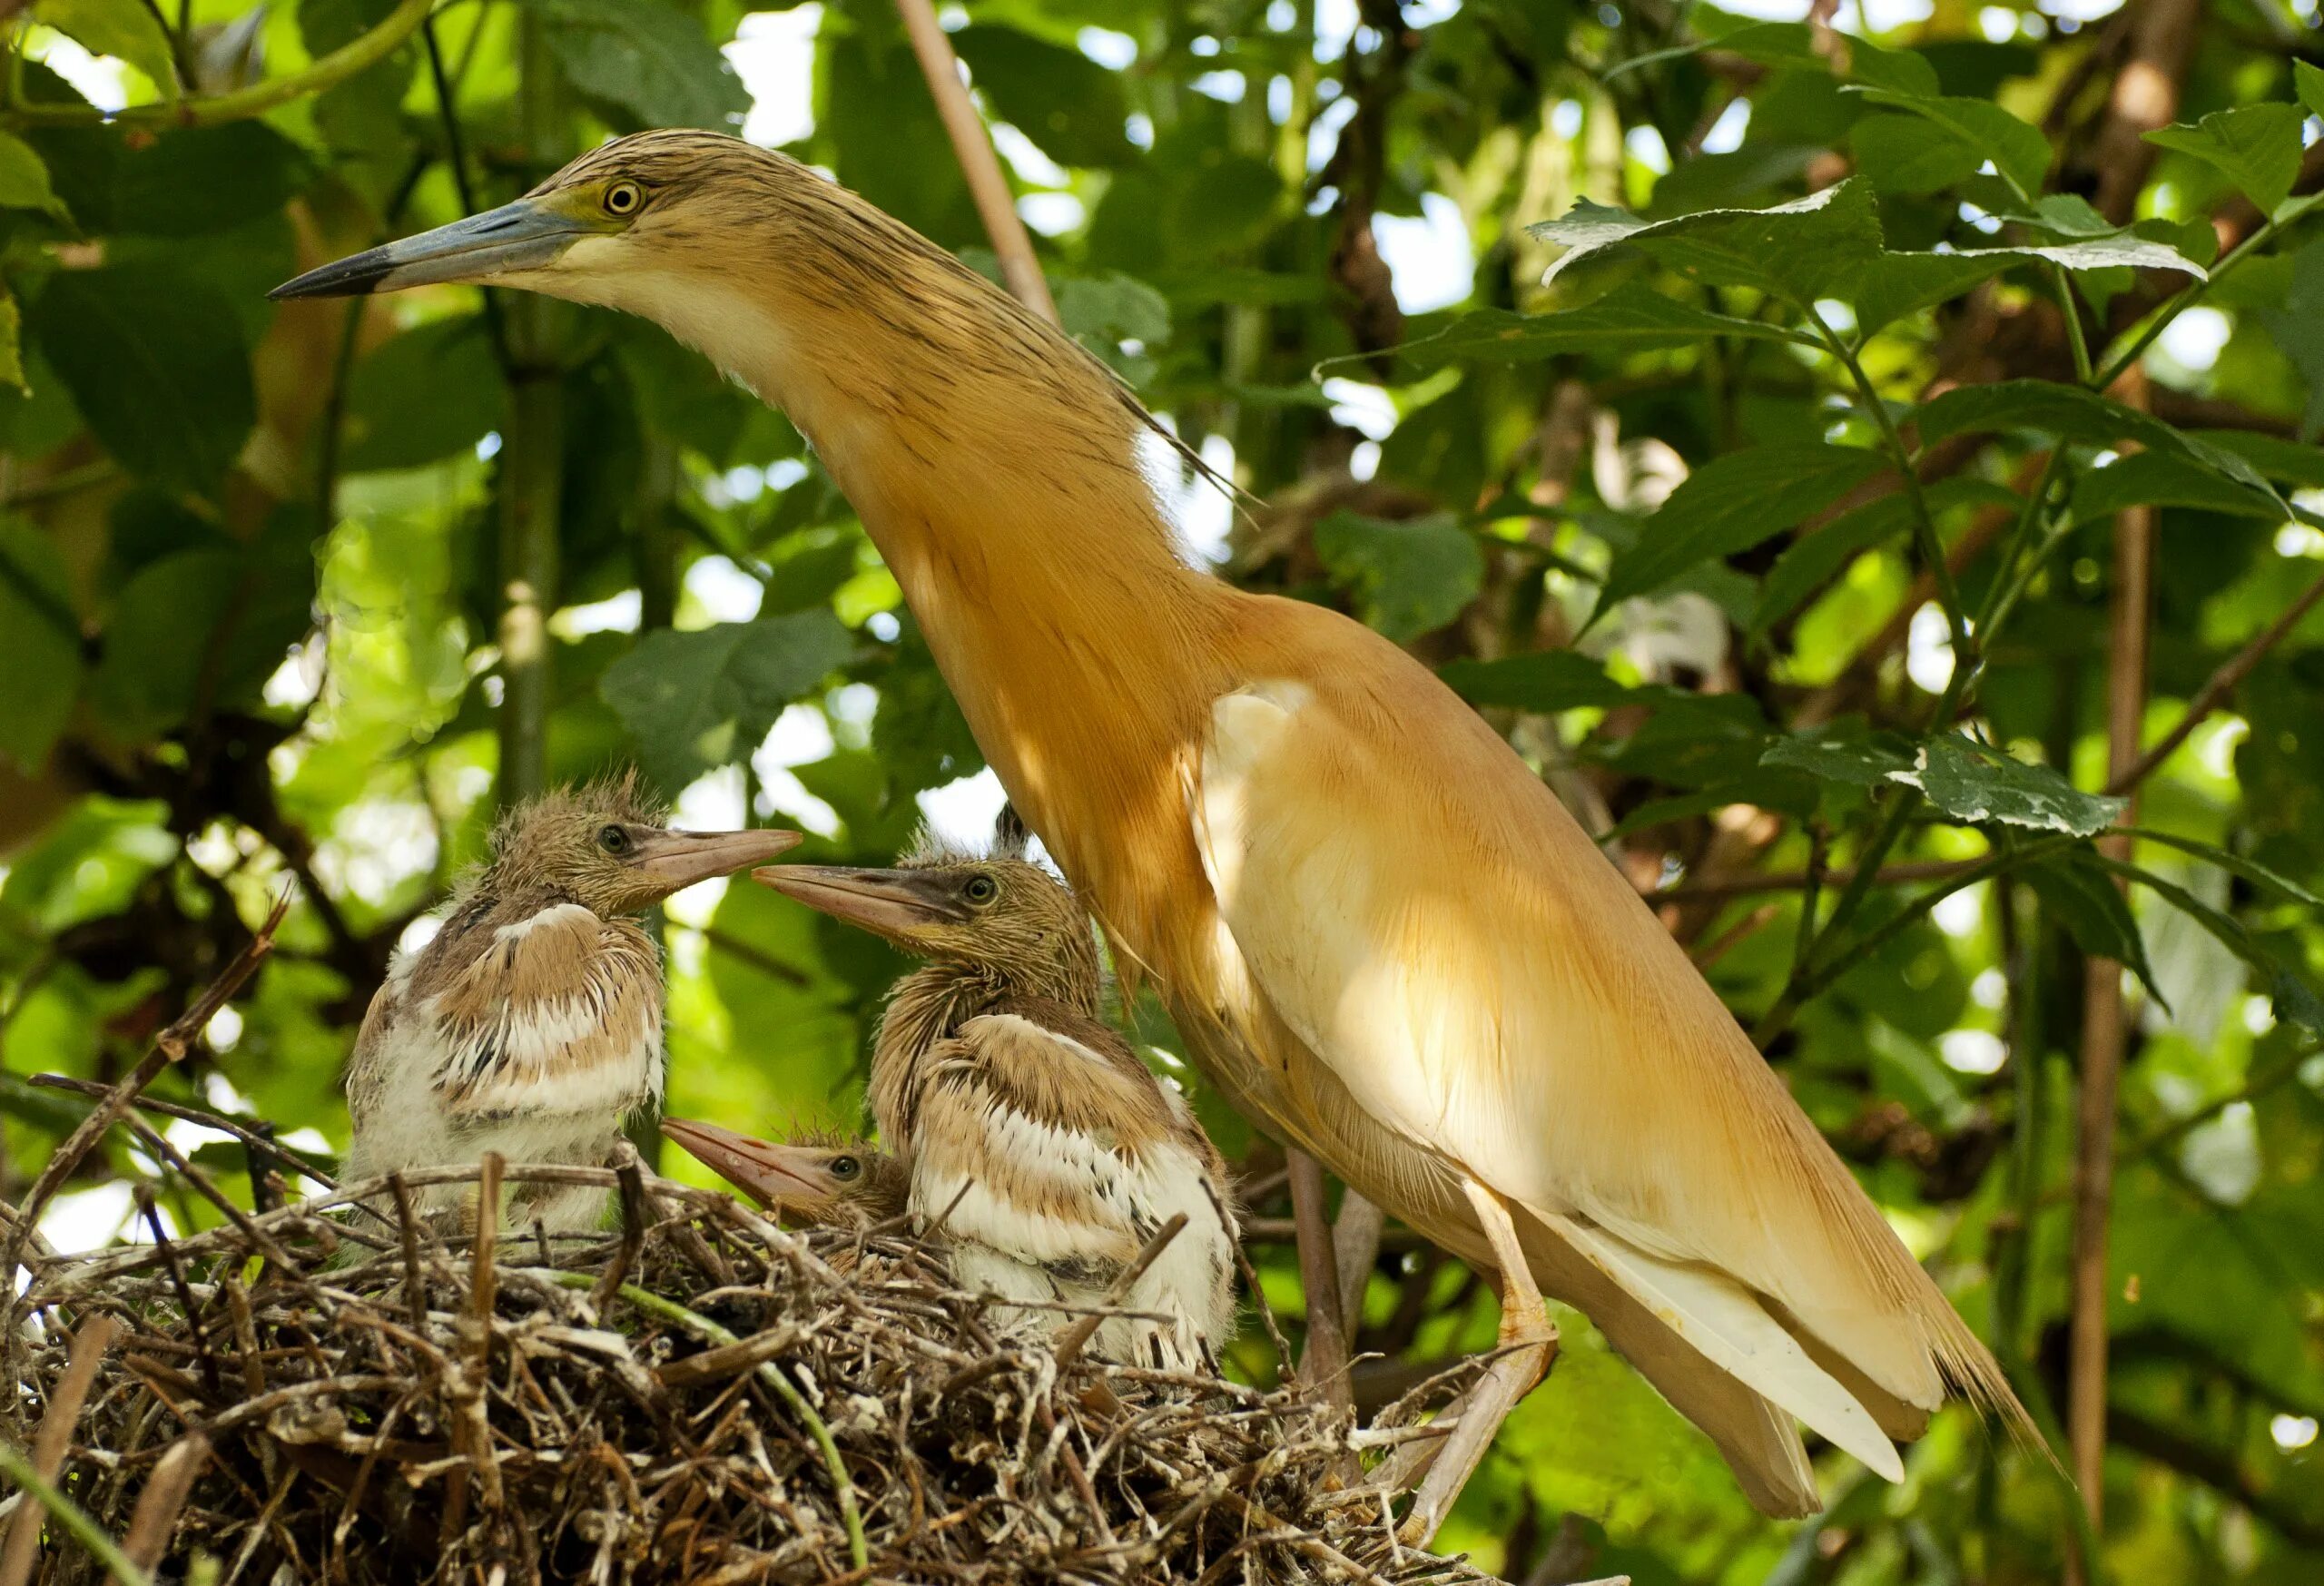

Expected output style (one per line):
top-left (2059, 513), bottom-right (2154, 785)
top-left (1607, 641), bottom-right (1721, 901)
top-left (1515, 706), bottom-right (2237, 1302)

top-left (893, 0), bottom-right (1058, 324)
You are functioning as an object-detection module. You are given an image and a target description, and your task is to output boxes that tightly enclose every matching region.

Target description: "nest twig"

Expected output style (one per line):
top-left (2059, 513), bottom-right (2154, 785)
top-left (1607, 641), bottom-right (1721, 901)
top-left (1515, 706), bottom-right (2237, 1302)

top-left (6, 1144), bottom-right (1502, 1584)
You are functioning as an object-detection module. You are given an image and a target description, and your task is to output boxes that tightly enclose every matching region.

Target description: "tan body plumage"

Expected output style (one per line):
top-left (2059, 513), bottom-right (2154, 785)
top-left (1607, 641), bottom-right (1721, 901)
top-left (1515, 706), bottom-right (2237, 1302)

top-left (280, 132), bottom-right (2033, 1522)
top-left (762, 834), bottom-right (1240, 1370)
top-left (343, 778), bottom-right (796, 1233)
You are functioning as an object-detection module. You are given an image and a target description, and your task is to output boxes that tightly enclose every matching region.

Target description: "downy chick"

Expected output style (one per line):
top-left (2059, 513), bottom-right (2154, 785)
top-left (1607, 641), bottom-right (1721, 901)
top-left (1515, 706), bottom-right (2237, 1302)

top-left (662, 1117), bottom-right (905, 1229)
top-left (756, 818), bottom-right (1239, 1369)
top-left (346, 776), bottom-right (797, 1233)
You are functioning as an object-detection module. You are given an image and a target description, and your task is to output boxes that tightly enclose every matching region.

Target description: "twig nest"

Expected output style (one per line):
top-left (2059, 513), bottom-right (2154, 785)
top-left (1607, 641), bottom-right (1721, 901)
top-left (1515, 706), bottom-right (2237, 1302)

top-left (11, 1162), bottom-right (1500, 1584)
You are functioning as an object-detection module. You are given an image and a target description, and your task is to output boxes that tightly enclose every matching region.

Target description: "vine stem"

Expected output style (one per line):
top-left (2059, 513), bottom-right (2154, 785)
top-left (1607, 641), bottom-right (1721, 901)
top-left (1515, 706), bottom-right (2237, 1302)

top-left (1804, 305), bottom-right (1973, 671)
top-left (5, 0), bottom-right (436, 128)
top-left (2091, 198), bottom-right (2319, 392)
top-left (545, 1272), bottom-right (870, 1570)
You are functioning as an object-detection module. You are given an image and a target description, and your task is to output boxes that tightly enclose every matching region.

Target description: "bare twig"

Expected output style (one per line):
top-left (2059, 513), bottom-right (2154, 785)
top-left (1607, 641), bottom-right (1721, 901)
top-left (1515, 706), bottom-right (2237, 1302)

top-left (892, 0), bottom-right (1058, 322)
top-left (3, 891), bottom-right (289, 1302)
top-left (122, 1433), bottom-right (212, 1571)
top-left (2106, 567), bottom-right (2324, 795)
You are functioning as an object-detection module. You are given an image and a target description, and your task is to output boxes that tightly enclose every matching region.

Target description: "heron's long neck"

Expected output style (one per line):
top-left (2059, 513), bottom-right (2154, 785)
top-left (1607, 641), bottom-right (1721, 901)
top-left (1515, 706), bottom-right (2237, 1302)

top-left (727, 271), bottom-right (1234, 886)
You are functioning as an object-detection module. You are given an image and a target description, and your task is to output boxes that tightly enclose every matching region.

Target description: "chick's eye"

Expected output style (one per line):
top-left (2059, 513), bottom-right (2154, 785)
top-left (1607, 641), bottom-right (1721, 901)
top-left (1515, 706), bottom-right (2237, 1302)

top-left (598, 824), bottom-right (631, 855)
top-left (604, 181), bottom-right (643, 217)
top-left (963, 875), bottom-right (998, 905)
top-left (830, 1156), bottom-right (861, 1179)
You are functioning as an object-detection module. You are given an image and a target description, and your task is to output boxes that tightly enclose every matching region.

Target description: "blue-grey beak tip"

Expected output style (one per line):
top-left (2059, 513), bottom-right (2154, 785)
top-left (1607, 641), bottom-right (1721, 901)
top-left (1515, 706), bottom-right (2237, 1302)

top-left (270, 251), bottom-right (395, 300)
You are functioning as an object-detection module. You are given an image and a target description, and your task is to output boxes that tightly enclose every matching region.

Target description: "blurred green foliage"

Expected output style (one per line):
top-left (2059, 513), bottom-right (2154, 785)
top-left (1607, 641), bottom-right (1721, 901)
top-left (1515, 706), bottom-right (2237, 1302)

top-left (3, 2), bottom-right (2323, 1582)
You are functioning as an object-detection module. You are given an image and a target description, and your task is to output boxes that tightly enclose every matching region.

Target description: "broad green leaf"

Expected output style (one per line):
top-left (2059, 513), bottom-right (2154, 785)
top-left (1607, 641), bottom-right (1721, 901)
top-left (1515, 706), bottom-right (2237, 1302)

top-left (0, 518), bottom-right (81, 770)
top-left (0, 131), bottom-right (67, 220)
top-left (1895, 735), bottom-right (2124, 837)
top-left (1749, 478), bottom-right (2019, 639)
top-left (2299, 60), bottom-right (2324, 123)
top-left (1611, 21), bottom-right (1938, 95)
top-left (1851, 89), bottom-right (2052, 198)
top-left (1383, 283), bottom-right (1805, 369)
top-left (2068, 450), bottom-right (2285, 525)
top-left (1759, 721), bottom-right (1916, 785)
top-left (342, 317), bottom-right (509, 473)
top-left (2024, 848), bottom-right (2162, 1000)
top-left (2100, 857), bottom-right (2324, 1038)
top-left (30, 264), bottom-right (255, 495)
top-left (2259, 237), bottom-right (2324, 442)
top-left (540, 0), bottom-right (750, 131)
top-left (2126, 828), bottom-right (2324, 911)
top-left (954, 25), bottom-right (1134, 168)
top-left (1440, 650), bottom-right (1635, 713)
top-left (33, 0), bottom-right (176, 95)
top-left (1591, 441), bottom-right (1882, 620)
top-left (2191, 427), bottom-right (2324, 488)
top-left (1530, 179), bottom-right (1885, 306)
top-left (1912, 379), bottom-right (2281, 503)
top-left (1849, 114), bottom-right (1982, 195)
top-left (90, 523), bottom-right (316, 739)
top-left (1313, 510), bottom-right (1483, 645)
top-left (2145, 104), bottom-right (2307, 215)
top-left (110, 123), bottom-right (310, 238)
top-left (599, 611), bottom-right (854, 791)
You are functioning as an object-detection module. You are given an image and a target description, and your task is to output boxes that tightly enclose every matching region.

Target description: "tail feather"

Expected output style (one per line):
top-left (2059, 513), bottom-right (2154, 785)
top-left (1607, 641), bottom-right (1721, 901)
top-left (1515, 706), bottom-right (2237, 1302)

top-left (1534, 1206), bottom-right (1904, 1483)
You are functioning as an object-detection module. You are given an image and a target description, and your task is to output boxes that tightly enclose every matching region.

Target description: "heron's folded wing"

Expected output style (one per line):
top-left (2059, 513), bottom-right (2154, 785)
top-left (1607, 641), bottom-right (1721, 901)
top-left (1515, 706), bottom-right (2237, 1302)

top-left (427, 903), bottom-right (663, 1117)
top-left (1187, 678), bottom-right (1907, 1480)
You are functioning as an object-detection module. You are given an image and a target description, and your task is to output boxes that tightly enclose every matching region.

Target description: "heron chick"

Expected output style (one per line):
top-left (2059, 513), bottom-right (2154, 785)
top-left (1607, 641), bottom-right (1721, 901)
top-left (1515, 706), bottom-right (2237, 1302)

top-left (346, 777), bottom-right (798, 1234)
top-left (661, 1118), bottom-right (904, 1230)
top-left (758, 822), bottom-right (1240, 1371)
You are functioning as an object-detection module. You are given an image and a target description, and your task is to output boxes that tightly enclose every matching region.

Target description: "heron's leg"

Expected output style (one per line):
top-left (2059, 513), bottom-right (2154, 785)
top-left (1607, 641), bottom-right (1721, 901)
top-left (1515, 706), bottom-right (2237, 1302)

top-left (1392, 1178), bottom-right (1559, 1548)
top-left (1287, 1148), bottom-right (1354, 1414)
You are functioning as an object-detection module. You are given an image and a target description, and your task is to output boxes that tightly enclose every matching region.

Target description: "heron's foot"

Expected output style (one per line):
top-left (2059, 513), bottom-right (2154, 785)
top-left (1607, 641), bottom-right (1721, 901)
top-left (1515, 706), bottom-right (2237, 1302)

top-left (1391, 1316), bottom-right (1558, 1548)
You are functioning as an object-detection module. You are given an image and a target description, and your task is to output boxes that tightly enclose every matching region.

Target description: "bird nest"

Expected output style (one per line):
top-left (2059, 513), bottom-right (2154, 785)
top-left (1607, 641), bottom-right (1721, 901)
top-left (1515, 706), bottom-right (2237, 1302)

top-left (7, 1144), bottom-right (1501, 1586)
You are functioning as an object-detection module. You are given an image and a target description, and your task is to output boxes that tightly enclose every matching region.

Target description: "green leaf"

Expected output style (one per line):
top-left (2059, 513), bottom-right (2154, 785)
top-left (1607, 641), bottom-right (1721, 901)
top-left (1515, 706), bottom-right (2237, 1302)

top-left (2145, 104), bottom-right (2307, 215)
top-left (32, 0), bottom-right (176, 94)
top-left (1850, 89), bottom-right (2052, 198)
top-left (2099, 857), bottom-right (2324, 1038)
top-left (2259, 237), bottom-right (2324, 443)
top-left (1592, 442), bottom-right (1882, 621)
top-left (1530, 179), bottom-right (1885, 307)
top-left (1312, 510), bottom-right (1483, 645)
top-left (1614, 22), bottom-right (1937, 96)
top-left (1912, 379), bottom-right (2282, 504)
top-left (342, 316), bottom-right (508, 473)
top-left (1896, 736), bottom-right (2124, 837)
top-left (1749, 478), bottom-right (2018, 640)
top-left (0, 518), bottom-right (81, 770)
top-left (2299, 60), bottom-right (2324, 123)
top-left (1759, 721), bottom-right (1917, 785)
top-left (90, 521), bottom-right (316, 739)
top-left (539, 0), bottom-right (750, 131)
top-left (2067, 450), bottom-right (2287, 525)
top-left (599, 611), bottom-right (854, 791)
top-left (1439, 650), bottom-right (1633, 713)
top-left (2024, 849), bottom-right (2162, 1000)
top-left (1847, 237), bottom-right (2200, 338)
top-left (1849, 114), bottom-right (1983, 195)
top-left (954, 25), bottom-right (1134, 169)
top-left (0, 131), bottom-right (67, 220)
top-left (110, 123), bottom-right (310, 238)
top-left (2125, 828), bottom-right (2324, 911)
top-left (30, 263), bottom-right (254, 495)
top-left (1382, 283), bottom-right (1805, 369)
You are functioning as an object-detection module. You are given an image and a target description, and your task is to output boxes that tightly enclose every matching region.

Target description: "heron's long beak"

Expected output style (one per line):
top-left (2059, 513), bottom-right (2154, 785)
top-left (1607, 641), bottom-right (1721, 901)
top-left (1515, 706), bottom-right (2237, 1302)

top-left (661, 1118), bottom-right (831, 1207)
top-left (753, 865), bottom-right (967, 932)
top-left (270, 198), bottom-right (596, 299)
top-left (630, 828), bottom-right (801, 894)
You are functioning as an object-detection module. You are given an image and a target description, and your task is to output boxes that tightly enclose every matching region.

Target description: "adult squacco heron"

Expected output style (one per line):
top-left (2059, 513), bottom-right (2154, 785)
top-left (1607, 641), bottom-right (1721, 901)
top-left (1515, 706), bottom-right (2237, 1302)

top-left (277, 131), bottom-right (2034, 1533)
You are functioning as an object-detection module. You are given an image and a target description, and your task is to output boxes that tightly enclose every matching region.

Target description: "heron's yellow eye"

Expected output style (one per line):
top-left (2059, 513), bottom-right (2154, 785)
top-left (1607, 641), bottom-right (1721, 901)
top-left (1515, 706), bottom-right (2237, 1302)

top-left (598, 824), bottom-right (632, 855)
top-left (603, 181), bottom-right (643, 218)
top-left (963, 874), bottom-right (999, 905)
